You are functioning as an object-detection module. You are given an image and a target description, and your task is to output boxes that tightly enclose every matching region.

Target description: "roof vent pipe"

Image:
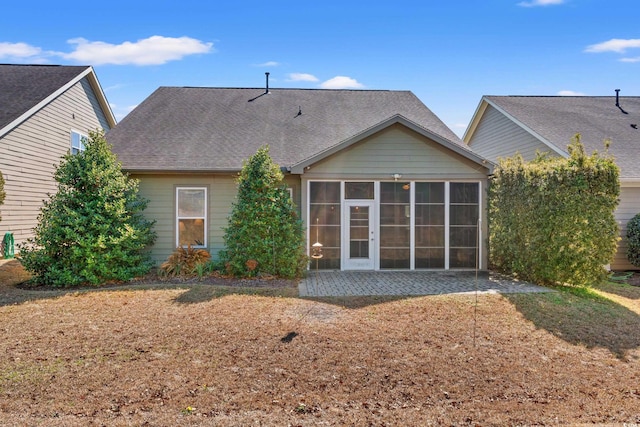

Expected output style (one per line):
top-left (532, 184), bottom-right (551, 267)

top-left (615, 89), bottom-right (620, 107)
top-left (265, 72), bottom-right (270, 94)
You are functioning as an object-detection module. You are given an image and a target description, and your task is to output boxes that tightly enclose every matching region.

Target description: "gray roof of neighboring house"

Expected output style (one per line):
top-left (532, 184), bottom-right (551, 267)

top-left (483, 95), bottom-right (640, 179)
top-left (106, 87), bottom-right (465, 172)
top-left (0, 64), bottom-right (92, 130)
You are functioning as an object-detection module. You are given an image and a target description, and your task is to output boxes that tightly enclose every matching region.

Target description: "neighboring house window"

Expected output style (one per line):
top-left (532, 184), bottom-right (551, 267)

top-left (176, 187), bottom-right (207, 248)
top-left (71, 131), bottom-right (87, 155)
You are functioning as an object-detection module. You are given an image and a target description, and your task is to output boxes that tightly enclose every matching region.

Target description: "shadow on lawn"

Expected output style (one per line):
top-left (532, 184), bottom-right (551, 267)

top-left (504, 286), bottom-right (640, 360)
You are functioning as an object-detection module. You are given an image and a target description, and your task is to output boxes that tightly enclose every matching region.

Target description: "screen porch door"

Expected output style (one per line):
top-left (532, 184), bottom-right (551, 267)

top-left (343, 200), bottom-right (375, 270)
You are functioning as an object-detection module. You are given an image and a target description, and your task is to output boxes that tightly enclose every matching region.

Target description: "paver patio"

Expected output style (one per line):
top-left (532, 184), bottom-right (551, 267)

top-left (299, 270), bottom-right (552, 297)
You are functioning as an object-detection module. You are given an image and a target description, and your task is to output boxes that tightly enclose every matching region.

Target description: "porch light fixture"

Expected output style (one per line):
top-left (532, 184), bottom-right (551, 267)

top-left (393, 173), bottom-right (402, 181)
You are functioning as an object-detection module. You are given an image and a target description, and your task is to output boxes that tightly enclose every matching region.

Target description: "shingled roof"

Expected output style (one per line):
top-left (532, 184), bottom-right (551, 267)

top-left (0, 64), bottom-right (115, 134)
top-left (480, 95), bottom-right (640, 179)
top-left (106, 87), bottom-right (464, 172)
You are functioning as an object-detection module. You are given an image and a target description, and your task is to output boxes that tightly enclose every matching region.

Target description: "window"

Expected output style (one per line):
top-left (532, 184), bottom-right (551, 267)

top-left (345, 182), bottom-right (374, 200)
top-left (380, 182), bottom-right (411, 269)
top-left (71, 131), bottom-right (87, 155)
top-left (176, 187), bottom-right (207, 248)
top-left (415, 182), bottom-right (445, 268)
top-left (449, 183), bottom-right (479, 268)
top-left (309, 182), bottom-right (341, 269)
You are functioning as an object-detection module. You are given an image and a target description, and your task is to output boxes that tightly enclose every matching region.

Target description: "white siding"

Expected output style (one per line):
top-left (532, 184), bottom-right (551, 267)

top-left (468, 105), bottom-right (552, 162)
top-left (0, 78), bottom-right (112, 250)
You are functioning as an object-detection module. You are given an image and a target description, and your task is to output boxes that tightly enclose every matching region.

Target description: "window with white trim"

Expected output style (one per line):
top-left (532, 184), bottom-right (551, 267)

top-left (176, 187), bottom-right (207, 248)
top-left (71, 130), bottom-right (87, 155)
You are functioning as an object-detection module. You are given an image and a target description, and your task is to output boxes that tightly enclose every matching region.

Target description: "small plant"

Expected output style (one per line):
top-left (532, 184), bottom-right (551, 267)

top-left (181, 406), bottom-right (195, 415)
top-left (160, 245), bottom-right (211, 277)
top-left (626, 213), bottom-right (640, 267)
top-left (295, 403), bottom-right (309, 414)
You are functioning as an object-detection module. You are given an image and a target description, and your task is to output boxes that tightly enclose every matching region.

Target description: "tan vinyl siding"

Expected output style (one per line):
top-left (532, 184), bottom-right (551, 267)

top-left (0, 77), bottom-right (112, 250)
top-left (283, 175), bottom-right (302, 215)
top-left (299, 124), bottom-right (490, 270)
top-left (304, 124), bottom-right (488, 180)
top-left (467, 105), bottom-right (553, 162)
top-left (612, 186), bottom-right (640, 270)
top-left (132, 174), bottom-right (240, 264)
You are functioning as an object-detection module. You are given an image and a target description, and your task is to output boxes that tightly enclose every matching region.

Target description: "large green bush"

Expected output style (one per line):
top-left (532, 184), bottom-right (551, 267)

top-left (489, 135), bottom-right (619, 287)
top-left (220, 146), bottom-right (307, 278)
top-left (626, 213), bottom-right (640, 267)
top-left (19, 130), bottom-right (156, 287)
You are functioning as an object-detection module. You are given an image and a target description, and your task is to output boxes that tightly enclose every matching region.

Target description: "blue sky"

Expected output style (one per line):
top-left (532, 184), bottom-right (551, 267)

top-left (1, 0), bottom-right (638, 137)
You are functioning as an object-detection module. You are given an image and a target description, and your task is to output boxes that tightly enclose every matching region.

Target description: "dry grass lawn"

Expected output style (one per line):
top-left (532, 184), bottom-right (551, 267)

top-left (1, 259), bottom-right (639, 426)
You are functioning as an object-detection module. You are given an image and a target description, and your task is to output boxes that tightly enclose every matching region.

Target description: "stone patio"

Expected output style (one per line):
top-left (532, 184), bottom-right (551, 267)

top-left (299, 270), bottom-right (551, 297)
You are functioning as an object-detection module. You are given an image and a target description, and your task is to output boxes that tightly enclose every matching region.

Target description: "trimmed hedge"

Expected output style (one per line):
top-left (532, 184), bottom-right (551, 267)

top-left (489, 135), bottom-right (619, 287)
top-left (626, 213), bottom-right (640, 267)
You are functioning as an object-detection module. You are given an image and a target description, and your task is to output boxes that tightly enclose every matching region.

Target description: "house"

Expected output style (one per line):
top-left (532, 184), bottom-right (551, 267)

top-left (0, 64), bottom-right (116, 251)
top-left (463, 94), bottom-right (640, 270)
top-left (106, 82), bottom-right (493, 271)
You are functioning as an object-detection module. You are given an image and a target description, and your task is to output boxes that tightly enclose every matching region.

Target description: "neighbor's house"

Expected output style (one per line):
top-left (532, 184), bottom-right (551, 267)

top-left (464, 94), bottom-right (640, 270)
top-left (0, 64), bottom-right (116, 251)
top-left (106, 84), bottom-right (493, 271)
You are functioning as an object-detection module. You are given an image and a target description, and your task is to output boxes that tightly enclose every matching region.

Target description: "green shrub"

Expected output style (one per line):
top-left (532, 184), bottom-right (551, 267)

top-left (220, 146), bottom-right (307, 279)
top-left (489, 135), bottom-right (620, 287)
top-left (19, 130), bottom-right (156, 287)
top-left (626, 213), bottom-right (640, 267)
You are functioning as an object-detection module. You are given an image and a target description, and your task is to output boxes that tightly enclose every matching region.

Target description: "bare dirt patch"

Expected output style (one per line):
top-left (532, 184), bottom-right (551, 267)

top-left (0, 261), bottom-right (639, 426)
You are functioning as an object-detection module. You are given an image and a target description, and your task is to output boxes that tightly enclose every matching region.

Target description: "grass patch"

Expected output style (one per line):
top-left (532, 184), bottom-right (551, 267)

top-left (505, 284), bottom-right (640, 359)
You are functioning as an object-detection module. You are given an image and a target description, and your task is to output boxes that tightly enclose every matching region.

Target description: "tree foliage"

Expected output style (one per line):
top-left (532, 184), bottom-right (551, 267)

top-left (19, 130), bottom-right (156, 287)
top-left (626, 213), bottom-right (640, 267)
top-left (220, 146), bottom-right (307, 278)
top-left (489, 135), bottom-right (620, 287)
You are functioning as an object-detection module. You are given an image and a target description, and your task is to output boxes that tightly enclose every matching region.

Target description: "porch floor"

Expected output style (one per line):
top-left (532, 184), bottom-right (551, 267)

top-left (298, 270), bottom-right (551, 297)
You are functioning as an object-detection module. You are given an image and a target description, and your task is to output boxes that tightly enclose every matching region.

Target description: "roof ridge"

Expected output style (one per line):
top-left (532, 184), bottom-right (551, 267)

top-left (160, 86), bottom-right (410, 93)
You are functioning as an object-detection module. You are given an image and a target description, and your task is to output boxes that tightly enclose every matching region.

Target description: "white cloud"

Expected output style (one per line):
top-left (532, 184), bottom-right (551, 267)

top-left (60, 36), bottom-right (213, 65)
top-left (517, 0), bottom-right (564, 7)
top-left (585, 38), bottom-right (640, 53)
top-left (0, 42), bottom-right (44, 59)
top-left (557, 90), bottom-right (586, 96)
top-left (320, 76), bottom-right (364, 89)
top-left (255, 61), bottom-right (279, 67)
top-left (287, 73), bottom-right (319, 82)
top-left (620, 57), bottom-right (640, 63)
top-left (110, 103), bottom-right (138, 122)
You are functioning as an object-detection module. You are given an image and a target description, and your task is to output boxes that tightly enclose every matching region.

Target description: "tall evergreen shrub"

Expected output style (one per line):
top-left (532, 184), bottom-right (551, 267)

top-left (220, 146), bottom-right (307, 278)
top-left (19, 130), bottom-right (156, 287)
top-left (489, 135), bottom-right (619, 287)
